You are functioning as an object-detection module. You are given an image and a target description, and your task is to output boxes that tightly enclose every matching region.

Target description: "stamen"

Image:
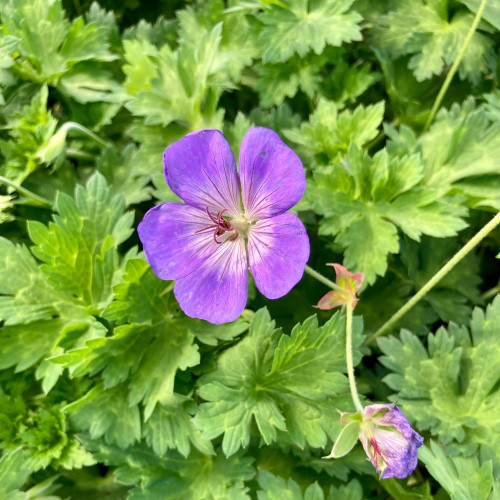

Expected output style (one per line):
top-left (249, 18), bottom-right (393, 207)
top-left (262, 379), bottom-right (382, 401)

top-left (200, 206), bottom-right (237, 244)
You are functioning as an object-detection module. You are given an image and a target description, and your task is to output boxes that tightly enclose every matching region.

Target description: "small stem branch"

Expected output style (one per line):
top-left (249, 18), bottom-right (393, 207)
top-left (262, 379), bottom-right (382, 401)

top-left (66, 148), bottom-right (96, 160)
top-left (304, 264), bottom-right (343, 292)
top-left (367, 212), bottom-right (500, 345)
top-left (346, 304), bottom-right (363, 413)
top-left (0, 176), bottom-right (52, 207)
top-left (60, 122), bottom-right (111, 148)
top-left (424, 0), bottom-right (488, 131)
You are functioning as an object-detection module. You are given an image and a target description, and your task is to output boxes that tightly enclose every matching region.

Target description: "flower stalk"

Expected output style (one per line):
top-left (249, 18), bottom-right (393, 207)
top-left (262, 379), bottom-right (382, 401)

top-left (367, 211), bottom-right (500, 345)
top-left (345, 302), bottom-right (364, 413)
top-left (304, 264), bottom-right (344, 292)
top-left (424, 0), bottom-right (488, 130)
top-left (0, 175), bottom-right (52, 207)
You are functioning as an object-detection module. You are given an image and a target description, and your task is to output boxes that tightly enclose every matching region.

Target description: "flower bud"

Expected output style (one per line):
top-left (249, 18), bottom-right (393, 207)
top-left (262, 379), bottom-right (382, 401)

top-left (324, 404), bottom-right (423, 479)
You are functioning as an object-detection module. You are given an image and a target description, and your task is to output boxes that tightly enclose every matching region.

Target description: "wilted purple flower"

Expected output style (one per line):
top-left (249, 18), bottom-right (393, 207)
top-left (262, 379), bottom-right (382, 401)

top-left (138, 127), bottom-right (310, 324)
top-left (324, 403), bottom-right (423, 479)
top-left (358, 404), bottom-right (423, 479)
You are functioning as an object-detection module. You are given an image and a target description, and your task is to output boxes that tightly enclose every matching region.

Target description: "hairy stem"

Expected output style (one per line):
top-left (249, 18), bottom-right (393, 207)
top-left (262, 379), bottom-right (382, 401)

top-left (0, 176), bottom-right (52, 207)
top-left (346, 304), bottom-right (363, 413)
top-left (367, 211), bottom-right (500, 345)
top-left (424, 0), bottom-right (488, 130)
top-left (304, 264), bottom-right (343, 292)
top-left (60, 122), bottom-right (111, 148)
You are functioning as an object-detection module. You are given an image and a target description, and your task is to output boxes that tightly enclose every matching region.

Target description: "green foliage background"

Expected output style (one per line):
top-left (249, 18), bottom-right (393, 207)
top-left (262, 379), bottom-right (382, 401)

top-left (1, 0), bottom-right (500, 498)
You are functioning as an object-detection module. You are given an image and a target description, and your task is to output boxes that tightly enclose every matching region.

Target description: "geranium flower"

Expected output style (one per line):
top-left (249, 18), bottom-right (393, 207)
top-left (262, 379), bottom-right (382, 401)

top-left (138, 127), bottom-right (310, 324)
top-left (325, 403), bottom-right (423, 479)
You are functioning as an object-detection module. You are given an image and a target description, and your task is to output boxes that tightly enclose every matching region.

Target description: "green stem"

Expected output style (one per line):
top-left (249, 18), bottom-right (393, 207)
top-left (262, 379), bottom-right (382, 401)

top-left (60, 122), bottom-right (111, 148)
top-left (424, 0), bottom-right (488, 131)
top-left (367, 212), bottom-right (500, 345)
top-left (481, 284), bottom-right (500, 301)
top-left (346, 304), bottom-right (364, 413)
top-left (304, 265), bottom-right (344, 292)
top-left (66, 148), bottom-right (96, 161)
top-left (0, 176), bottom-right (52, 207)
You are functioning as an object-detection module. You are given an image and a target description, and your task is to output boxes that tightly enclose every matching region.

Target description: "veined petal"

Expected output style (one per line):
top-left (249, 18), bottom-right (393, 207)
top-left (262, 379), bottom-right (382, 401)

top-left (239, 127), bottom-right (305, 219)
top-left (164, 129), bottom-right (241, 217)
top-left (375, 429), bottom-right (419, 479)
top-left (138, 202), bottom-right (220, 281)
top-left (248, 212), bottom-right (309, 299)
top-left (174, 238), bottom-right (248, 324)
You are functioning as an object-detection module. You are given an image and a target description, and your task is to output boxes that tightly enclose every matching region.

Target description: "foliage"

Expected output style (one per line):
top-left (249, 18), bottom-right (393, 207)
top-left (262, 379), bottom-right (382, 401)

top-left (0, 0), bottom-right (499, 498)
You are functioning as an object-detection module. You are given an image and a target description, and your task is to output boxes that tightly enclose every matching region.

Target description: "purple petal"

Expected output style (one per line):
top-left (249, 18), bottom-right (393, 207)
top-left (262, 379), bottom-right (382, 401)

top-left (239, 127), bottom-right (305, 219)
top-left (248, 212), bottom-right (309, 299)
top-left (378, 427), bottom-right (423, 479)
top-left (138, 202), bottom-right (220, 280)
top-left (164, 129), bottom-right (241, 217)
top-left (174, 238), bottom-right (248, 324)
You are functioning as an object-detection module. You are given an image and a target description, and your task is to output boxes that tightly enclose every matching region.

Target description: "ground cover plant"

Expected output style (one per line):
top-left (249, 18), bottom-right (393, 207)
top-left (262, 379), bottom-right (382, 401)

top-left (0, 0), bottom-right (500, 498)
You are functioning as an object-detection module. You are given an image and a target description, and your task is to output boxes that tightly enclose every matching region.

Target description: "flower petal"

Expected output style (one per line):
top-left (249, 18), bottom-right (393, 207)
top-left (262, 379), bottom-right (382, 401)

top-left (248, 212), bottom-right (309, 299)
top-left (138, 202), bottom-right (221, 281)
top-left (174, 238), bottom-right (248, 324)
top-left (376, 428), bottom-right (422, 479)
top-left (239, 127), bottom-right (305, 219)
top-left (163, 129), bottom-right (241, 217)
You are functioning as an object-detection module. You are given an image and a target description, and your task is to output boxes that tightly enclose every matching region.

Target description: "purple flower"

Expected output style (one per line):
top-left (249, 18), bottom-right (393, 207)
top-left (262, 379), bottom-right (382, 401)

top-left (138, 127), bottom-right (310, 324)
top-left (357, 404), bottom-right (424, 479)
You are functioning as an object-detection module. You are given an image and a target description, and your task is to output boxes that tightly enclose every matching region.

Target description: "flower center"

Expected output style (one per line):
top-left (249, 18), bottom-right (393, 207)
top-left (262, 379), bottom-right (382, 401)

top-left (231, 216), bottom-right (250, 236)
top-left (194, 207), bottom-right (237, 244)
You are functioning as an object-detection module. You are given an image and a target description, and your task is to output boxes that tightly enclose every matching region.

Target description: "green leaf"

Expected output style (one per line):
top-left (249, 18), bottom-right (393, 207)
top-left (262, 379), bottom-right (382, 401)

top-left (123, 23), bottom-right (229, 130)
top-left (27, 172), bottom-right (134, 309)
top-left (378, 296), bottom-right (500, 470)
top-left (257, 469), bottom-right (324, 500)
top-left (143, 394), bottom-right (214, 458)
top-left (55, 258), bottom-right (200, 420)
top-left (0, 85), bottom-right (59, 183)
top-left (284, 99), bottom-right (385, 164)
top-left (370, 0), bottom-right (495, 83)
top-left (308, 146), bottom-right (467, 283)
top-left (0, 449), bottom-right (31, 493)
top-left (84, 439), bottom-right (255, 500)
top-left (387, 99), bottom-right (500, 209)
top-left (0, 237), bottom-right (105, 373)
top-left (255, 54), bottom-right (325, 108)
top-left (194, 308), bottom-right (363, 456)
top-left (65, 384), bottom-right (141, 449)
top-left (0, 0), bottom-right (115, 82)
top-left (96, 145), bottom-right (152, 206)
top-left (419, 441), bottom-right (494, 500)
top-left (257, 0), bottom-right (362, 63)
top-left (327, 479), bottom-right (363, 500)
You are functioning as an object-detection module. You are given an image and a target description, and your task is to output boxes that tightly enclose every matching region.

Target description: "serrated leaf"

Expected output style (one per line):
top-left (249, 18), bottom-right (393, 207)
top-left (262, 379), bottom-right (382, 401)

top-left (309, 146), bottom-right (467, 283)
top-left (0, 0), bottom-right (115, 82)
top-left (419, 441), bottom-right (494, 500)
top-left (143, 394), bottom-right (214, 458)
top-left (0, 237), bottom-right (105, 373)
top-left (284, 99), bottom-right (385, 164)
top-left (0, 85), bottom-right (59, 183)
top-left (257, 469), bottom-right (324, 500)
top-left (84, 439), bottom-right (254, 500)
top-left (371, 0), bottom-right (494, 83)
top-left (28, 172), bottom-right (134, 309)
top-left (195, 308), bottom-right (363, 456)
top-left (258, 0), bottom-right (362, 63)
top-left (65, 384), bottom-right (141, 449)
